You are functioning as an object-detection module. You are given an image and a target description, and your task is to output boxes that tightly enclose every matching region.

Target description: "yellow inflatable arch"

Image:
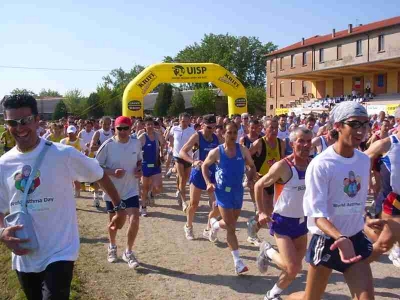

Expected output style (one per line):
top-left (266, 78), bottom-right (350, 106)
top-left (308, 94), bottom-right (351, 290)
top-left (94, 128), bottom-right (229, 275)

top-left (122, 63), bottom-right (247, 117)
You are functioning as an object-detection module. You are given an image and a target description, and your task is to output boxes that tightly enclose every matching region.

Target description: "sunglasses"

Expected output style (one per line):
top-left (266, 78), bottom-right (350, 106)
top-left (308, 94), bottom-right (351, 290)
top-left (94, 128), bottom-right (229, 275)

top-left (116, 126), bottom-right (130, 131)
top-left (342, 120), bottom-right (369, 129)
top-left (5, 115), bottom-right (36, 127)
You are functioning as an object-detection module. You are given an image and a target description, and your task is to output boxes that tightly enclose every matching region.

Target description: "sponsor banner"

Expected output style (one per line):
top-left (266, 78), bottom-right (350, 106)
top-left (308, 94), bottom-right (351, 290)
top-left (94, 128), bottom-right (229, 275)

top-left (128, 100), bottom-right (142, 111)
top-left (171, 65), bottom-right (208, 80)
top-left (136, 72), bottom-right (157, 95)
top-left (275, 108), bottom-right (289, 115)
top-left (218, 73), bottom-right (240, 89)
top-left (366, 104), bottom-right (386, 116)
top-left (386, 104), bottom-right (400, 116)
top-left (235, 98), bottom-right (246, 108)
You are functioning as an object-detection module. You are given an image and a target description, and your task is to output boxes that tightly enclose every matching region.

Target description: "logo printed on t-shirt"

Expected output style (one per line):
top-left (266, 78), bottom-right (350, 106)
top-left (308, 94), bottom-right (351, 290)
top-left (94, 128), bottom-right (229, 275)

top-left (343, 171), bottom-right (361, 198)
top-left (14, 165), bottom-right (41, 194)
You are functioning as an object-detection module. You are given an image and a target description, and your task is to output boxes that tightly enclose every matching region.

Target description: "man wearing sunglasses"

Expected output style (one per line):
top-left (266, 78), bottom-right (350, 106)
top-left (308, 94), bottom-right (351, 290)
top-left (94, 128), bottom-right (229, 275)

top-left (96, 116), bottom-right (143, 269)
top-left (0, 94), bottom-right (125, 300)
top-left (179, 114), bottom-right (222, 240)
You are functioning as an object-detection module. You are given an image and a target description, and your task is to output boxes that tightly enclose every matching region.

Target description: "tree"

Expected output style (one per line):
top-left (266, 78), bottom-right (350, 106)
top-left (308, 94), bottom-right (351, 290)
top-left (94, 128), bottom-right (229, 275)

top-left (85, 92), bottom-right (104, 118)
top-left (102, 65), bottom-right (145, 95)
top-left (167, 90), bottom-right (185, 116)
top-left (246, 86), bottom-right (266, 115)
top-left (169, 34), bottom-right (277, 88)
top-left (10, 88), bottom-right (36, 96)
top-left (39, 89), bottom-right (61, 97)
top-left (52, 100), bottom-right (68, 120)
top-left (63, 89), bottom-right (85, 116)
top-left (153, 84), bottom-right (173, 116)
top-left (191, 88), bottom-right (216, 115)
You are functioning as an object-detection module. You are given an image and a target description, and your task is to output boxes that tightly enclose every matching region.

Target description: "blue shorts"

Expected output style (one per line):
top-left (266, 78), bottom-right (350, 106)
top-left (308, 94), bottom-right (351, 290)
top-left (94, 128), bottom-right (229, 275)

top-left (306, 231), bottom-right (372, 273)
top-left (189, 168), bottom-right (215, 190)
top-left (270, 213), bottom-right (308, 239)
top-left (142, 163), bottom-right (161, 177)
top-left (106, 196), bottom-right (139, 213)
top-left (215, 187), bottom-right (244, 210)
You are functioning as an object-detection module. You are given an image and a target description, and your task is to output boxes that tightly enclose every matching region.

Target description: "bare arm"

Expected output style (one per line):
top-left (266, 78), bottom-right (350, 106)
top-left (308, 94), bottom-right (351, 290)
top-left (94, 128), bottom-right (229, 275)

top-left (202, 148), bottom-right (219, 187)
top-left (365, 138), bottom-right (391, 161)
top-left (249, 138), bottom-right (261, 156)
top-left (241, 145), bottom-right (256, 182)
top-left (179, 133), bottom-right (199, 164)
top-left (90, 131), bottom-right (100, 152)
top-left (311, 136), bottom-right (322, 154)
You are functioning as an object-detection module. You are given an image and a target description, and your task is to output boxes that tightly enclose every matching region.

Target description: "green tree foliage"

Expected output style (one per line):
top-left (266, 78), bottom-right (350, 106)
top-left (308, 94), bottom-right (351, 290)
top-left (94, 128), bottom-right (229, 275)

top-left (153, 84), bottom-right (173, 116)
top-left (96, 84), bottom-right (121, 117)
top-left (169, 34), bottom-right (277, 88)
top-left (39, 89), bottom-right (61, 97)
top-left (246, 86), bottom-right (266, 115)
top-left (85, 92), bottom-right (104, 118)
top-left (10, 88), bottom-right (36, 96)
top-left (167, 90), bottom-right (185, 116)
top-left (52, 100), bottom-right (68, 120)
top-left (63, 89), bottom-right (86, 116)
top-left (191, 88), bottom-right (217, 115)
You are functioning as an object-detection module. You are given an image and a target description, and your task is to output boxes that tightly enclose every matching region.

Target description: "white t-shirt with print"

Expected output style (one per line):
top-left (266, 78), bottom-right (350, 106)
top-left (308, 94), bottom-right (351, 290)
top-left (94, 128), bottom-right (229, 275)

top-left (303, 146), bottom-right (370, 237)
top-left (0, 138), bottom-right (104, 272)
top-left (169, 125), bottom-right (196, 158)
top-left (95, 137), bottom-right (142, 201)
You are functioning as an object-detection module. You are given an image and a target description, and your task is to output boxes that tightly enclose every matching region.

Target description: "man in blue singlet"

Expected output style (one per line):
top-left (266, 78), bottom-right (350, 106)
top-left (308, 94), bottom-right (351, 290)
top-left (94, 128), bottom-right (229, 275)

top-left (179, 114), bottom-right (222, 240)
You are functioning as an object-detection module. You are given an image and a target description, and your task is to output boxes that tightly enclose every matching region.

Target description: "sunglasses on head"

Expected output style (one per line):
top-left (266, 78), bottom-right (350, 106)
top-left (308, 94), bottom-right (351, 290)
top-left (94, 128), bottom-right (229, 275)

top-left (5, 115), bottom-right (36, 127)
top-left (341, 120), bottom-right (369, 129)
top-left (116, 126), bottom-right (130, 131)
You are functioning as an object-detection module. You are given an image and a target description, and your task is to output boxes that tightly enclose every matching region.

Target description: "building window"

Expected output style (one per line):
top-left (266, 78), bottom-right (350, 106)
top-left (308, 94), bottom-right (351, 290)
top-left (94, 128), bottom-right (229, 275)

top-left (270, 104), bottom-right (274, 110)
top-left (356, 40), bottom-right (362, 56)
top-left (319, 48), bottom-right (324, 62)
top-left (280, 81), bottom-right (284, 97)
top-left (291, 55), bottom-right (295, 68)
top-left (302, 81), bottom-right (307, 94)
top-left (337, 45), bottom-right (342, 60)
top-left (302, 52), bottom-right (307, 65)
top-left (291, 80), bottom-right (295, 96)
top-left (270, 59), bottom-right (274, 72)
top-left (280, 57), bottom-right (284, 70)
top-left (280, 104), bottom-right (284, 108)
top-left (270, 82), bottom-right (274, 97)
top-left (378, 35), bottom-right (385, 52)
top-left (378, 74), bottom-right (385, 87)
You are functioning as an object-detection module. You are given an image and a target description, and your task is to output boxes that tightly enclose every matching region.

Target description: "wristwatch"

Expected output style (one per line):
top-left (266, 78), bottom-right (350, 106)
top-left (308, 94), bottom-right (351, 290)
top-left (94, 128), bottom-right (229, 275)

top-left (113, 201), bottom-right (126, 212)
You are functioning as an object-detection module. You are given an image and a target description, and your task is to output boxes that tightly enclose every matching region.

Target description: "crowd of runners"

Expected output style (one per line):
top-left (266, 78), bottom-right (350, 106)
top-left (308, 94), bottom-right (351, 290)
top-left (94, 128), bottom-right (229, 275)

top-left (0, 94), bottom-right (400, 299)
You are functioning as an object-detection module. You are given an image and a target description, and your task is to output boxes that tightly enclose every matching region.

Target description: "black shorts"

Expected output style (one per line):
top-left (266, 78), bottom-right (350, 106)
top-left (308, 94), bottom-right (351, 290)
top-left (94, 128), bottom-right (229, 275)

top-left (264, 185), bottom-right (274, 195)
top-left (106, 196), bottom-right (139, 213)
top-left (306, 231), bottom-right (372, 273)
top-left (174, 156), bottom-right (192, 169)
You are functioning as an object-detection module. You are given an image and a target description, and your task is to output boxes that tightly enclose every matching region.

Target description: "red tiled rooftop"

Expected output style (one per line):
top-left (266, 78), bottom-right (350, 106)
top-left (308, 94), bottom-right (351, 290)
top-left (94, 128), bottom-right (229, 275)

top-left (266, 16), bottom-right (400, 57)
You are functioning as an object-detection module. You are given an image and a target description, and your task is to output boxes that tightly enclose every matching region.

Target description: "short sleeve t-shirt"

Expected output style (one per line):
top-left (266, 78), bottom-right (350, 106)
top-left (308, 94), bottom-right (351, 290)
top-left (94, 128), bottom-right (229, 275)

top-left (170, 125), bottom-right (196, 158)
top-left (0, 138), bottom-right (104, 272)
top-left (95, 137), bottom-right (142, 201)
top-left (60, 138), bottom-right (87, 153)
top-left (303, 146), bottom-right (370, 237)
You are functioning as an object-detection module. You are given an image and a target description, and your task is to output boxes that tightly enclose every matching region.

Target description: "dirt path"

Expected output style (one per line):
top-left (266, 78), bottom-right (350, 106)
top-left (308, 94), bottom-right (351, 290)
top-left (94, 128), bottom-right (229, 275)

top-left (75, 176), bottom-right (400, 300)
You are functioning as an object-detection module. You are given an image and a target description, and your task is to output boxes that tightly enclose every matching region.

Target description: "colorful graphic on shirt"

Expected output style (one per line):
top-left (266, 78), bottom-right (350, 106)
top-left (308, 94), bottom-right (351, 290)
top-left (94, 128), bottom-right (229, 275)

top-left (14, 165), bottom-right (41, 194)
top-left (343, 171), bottom-right (361, 198)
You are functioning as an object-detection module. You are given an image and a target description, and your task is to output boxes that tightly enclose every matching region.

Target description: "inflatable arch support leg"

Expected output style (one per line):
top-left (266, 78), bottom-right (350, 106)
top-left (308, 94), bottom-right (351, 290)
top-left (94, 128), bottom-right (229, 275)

top-left (122, 63), bottom-right (247, 117)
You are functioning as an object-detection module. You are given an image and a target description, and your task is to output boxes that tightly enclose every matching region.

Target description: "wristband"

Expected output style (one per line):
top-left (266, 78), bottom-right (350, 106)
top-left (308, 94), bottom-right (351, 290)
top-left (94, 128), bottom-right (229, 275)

top-left (336, 235), bottom-right (349, 241)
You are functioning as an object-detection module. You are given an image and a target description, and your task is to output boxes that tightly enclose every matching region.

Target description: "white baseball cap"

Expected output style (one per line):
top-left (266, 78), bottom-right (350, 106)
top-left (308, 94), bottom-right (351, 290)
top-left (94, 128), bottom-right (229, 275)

top-left (67, 125), bottom-right (77, 134)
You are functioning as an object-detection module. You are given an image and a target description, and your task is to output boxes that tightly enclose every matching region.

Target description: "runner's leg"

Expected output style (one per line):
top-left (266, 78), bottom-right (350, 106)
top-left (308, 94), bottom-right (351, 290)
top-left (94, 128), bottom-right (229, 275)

top-left (126, 208), bottom-right (140, 252)
top-left (343, 261), bottom-right (374, 300)
top-left (303, 264), bottom-right (332, 300)
top-left (187, 183), bottom-right (201, 228)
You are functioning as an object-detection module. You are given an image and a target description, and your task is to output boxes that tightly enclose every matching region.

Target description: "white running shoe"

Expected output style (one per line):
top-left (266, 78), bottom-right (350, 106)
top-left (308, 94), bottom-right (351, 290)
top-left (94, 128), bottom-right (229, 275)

top-left (122, 251), bottom-right (140, 269)
top-left (140, 207), bottom-right (148, 217)
top-left (388, 249), bottom-right (400, 268)
top-left (209, 218), bottom-right (219, 243)
top-left (182, 201), bottom-right (188, 212)
top-left (107, 246), bottom-right (118, 263)
top-left (165, 169), bottom-right (173, 178)
top-left (235, 259), bottom-right (249, 275)
top-left (264, 290), bottom-right (282, 300)
top-left (93, 192), bottom-right (101, 208)
top-left (247, 236), bottom-right (262, 246)
top-left (257, 241), bottom-right (272, 273)
top-left (184, 225), bottom-right (194, 240)
top-left (203, 228), bottom-right (210, 239)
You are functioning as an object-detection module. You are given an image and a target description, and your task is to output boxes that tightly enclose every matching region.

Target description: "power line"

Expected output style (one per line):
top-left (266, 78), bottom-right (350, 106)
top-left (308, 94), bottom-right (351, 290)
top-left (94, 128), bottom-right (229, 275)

top-left (0, 65), bottom-right (111, 72)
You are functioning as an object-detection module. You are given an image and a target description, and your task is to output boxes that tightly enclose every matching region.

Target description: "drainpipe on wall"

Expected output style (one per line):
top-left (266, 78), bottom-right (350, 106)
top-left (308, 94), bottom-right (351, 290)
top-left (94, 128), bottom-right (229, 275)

top-left (367, 34), bottom-right (370, 62)
top-left (275, 56), bottom-right (278, 112)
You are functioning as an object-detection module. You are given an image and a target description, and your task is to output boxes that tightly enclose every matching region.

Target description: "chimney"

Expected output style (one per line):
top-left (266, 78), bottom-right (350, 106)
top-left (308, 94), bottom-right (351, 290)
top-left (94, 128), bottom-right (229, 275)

top-left (348, 24), bottom-right (353, 33)
top-left (332, 29), bottom-right (336, 37)
top-left (301, 37), bottom-right (305, 45)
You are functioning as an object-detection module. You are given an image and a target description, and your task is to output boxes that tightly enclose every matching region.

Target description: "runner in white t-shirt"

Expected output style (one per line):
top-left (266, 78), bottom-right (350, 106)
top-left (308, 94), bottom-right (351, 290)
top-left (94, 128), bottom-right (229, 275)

top-left (0, 94), bottom-right (126, 300)
top-left (288, 101), bottom-right (375, 300)
top-left (96, 116), bottom-right (143, 269)
top-left (77, 121), bottom-right (95, 156)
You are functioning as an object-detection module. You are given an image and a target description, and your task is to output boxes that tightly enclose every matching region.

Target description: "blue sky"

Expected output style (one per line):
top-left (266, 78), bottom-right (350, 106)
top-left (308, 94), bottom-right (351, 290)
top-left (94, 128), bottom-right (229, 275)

top-left (0, 0), bottom-right (398, 98)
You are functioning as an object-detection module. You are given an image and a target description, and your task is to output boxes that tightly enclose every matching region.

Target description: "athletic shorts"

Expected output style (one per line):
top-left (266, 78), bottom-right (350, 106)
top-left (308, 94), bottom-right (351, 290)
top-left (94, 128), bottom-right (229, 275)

top-left (306, 231), bottom-right (372, 273)
top-left (106, 196), bottom-right (139, 213)
top-left (215, 187), bottom-right (244, 210)
top-left (189, 168), bottom-right (215, 190)
top-left (142, 163), bottom-right (161, 177)
top-left (264, 185), bottom-right (274, 195)
top-left (174, 156), bottom-right (192, 169)
top-left (270, 213), bottom-right (308, 239)
top-left (383, 192), bottom-right (400, 216)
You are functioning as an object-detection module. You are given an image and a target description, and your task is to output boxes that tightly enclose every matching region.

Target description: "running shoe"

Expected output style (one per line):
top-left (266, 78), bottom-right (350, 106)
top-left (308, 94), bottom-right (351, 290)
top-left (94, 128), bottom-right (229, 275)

top-left (388, 249), bottom-right (400, 268)
top-left (182, 201), bottom-right (188, 212)
top-left (202, 228), bottom-right (210, 239)
top-left (209, 218), bottom-right (219, 243)
top-left (140, 207), bottom-right (148, 217)
top-left (107, 245), bottom-right (118, 263)
top-left (165, 169), bottom-right (173, 178)
top-left (93, 192), bottom-right (100, 208)
top-left (247, 236), bottom-right (262, 246)
top-left (184, 225), bottom-right (194, 240)
top-left (257, 241), bottom-right (272, 273)
top-left (122, 251), bottom-right (140, 269)
top-left (235, 259), bottom-right (249, 275)
top-left (264, 290), bottom-right (282, 300)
